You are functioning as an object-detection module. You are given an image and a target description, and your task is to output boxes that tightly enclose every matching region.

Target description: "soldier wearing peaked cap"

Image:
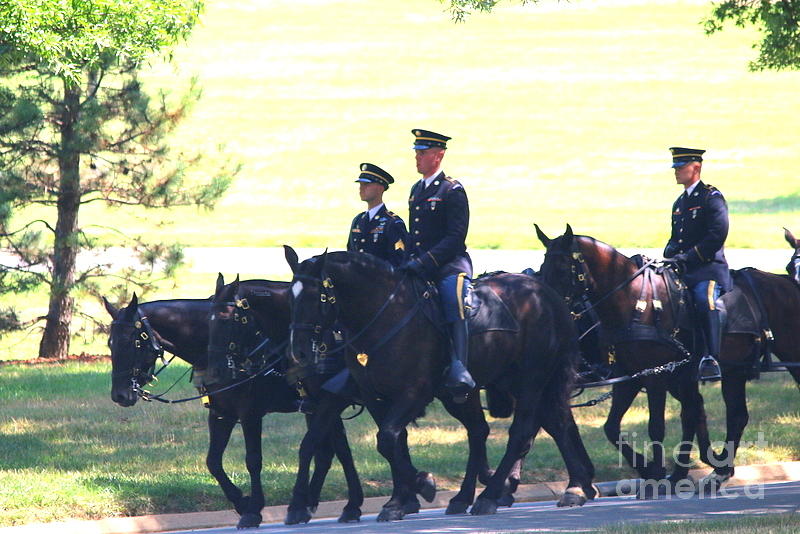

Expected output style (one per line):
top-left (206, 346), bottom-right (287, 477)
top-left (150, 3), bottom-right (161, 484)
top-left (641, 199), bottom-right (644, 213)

top-left (663, 147), bottom-right (731, 382)
top-left (398, 129), bottom-right (476, 402)
top-left (347, 163), bottom-right (409, 267)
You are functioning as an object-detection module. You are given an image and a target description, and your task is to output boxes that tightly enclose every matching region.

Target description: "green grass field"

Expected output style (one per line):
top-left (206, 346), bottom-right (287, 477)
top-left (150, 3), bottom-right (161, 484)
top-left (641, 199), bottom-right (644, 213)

top-left (0, 360), bottom-right (797, 526)
top-left (11, 0), bottom-right (800, 253)
top-left (600, 512), bottom-right (800, 534)
top-left (4, 0), bottom-right (800, 357)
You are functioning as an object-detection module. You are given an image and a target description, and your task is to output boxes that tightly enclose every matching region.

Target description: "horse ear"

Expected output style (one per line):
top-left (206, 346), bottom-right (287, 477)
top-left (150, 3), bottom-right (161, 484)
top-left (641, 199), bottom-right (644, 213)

top-left (784, 228), bottom-right (797, 248)
top-left (102, 296), bottom-right (118, 319)
top-left (316, 248), bottom-right (328, 275)
top-left (123, 293), bottom-right (139, 320)
top-left (216, 273), bottom-right (225, 292)
top-left (565, 224), bottom-right (574, 241)
top-left (534, 223), bottom-right (551, 247)
top-left (284, 245), bottom-right (299, 274)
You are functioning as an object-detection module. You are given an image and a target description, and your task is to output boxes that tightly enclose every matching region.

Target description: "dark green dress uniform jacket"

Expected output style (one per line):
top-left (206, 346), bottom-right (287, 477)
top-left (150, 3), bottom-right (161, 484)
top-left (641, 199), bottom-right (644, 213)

top-left (663, 180), bottom-right (732, 290)
top-left (347, 204), bottom-right (409, 267)
top-left (407, 171), bottom-right (472, 279)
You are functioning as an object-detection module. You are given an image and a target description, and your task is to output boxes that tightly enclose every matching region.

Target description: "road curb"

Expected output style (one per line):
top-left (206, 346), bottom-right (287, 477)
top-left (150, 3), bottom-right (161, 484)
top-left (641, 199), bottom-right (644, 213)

top-left (3, 461), bottom-right (799, 533)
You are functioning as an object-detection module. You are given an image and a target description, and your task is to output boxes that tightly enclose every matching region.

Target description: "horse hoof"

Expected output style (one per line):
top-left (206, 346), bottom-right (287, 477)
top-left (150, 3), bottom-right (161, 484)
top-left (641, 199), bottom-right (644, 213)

top-left (236, 513), bottom-right (262, 529)
top-left (497, 493), bottom-right (515, 507)
top-left (403, 497), bottom-right (421, 514)
top-left (284, 508), bottom-right (312, 525)
top-left (470, 497), bottom-right (497, 515)
top-left (698, 473), bottom-right (727, 495)
top-left (377, 506), bottom-right (405, 522)
top-left (445, 500), bottom-right (470, 515)
top-left (337, 507), bottom-right (361, 523)
top-left (416, 471), bottom-right (437, 503)
top-left (557, 488), bottom-right (588, 508)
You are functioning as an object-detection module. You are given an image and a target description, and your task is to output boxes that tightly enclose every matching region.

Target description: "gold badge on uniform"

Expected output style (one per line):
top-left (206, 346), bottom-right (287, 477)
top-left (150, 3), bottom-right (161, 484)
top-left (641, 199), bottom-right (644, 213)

top-left (395, 240), bottom-right (405, 251)
top-left (356, 352), bottom-right (369, 366)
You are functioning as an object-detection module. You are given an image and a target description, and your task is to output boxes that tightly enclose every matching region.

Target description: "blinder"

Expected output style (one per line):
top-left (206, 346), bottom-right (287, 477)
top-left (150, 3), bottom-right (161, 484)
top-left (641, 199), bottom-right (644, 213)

top-left (111, 311), bottom-right (164, 388)
top-left (208, 295), bottom-right (270, 381)
top-left (290, 273), bottom-right (340, 364)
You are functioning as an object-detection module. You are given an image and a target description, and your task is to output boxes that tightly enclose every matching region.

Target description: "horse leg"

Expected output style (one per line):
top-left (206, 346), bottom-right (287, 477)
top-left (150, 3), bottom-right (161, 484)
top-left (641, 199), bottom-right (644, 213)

top-left (327, 413), bottom-right (364, 522)
top-left (471, 389), bottom-right (543, 516)
top-left (285, 398), bottom-right (345, 525)
top-left (698, 372), bottom-right (748, 493)
top-left (237, 416), bottom-right (265, 529)
top-left (438, 392), bottom-right (490, 515)
top-left (205, 412), bottom-right (249, 518)
top-left (664, 377), bottom-right (709, 495)
top-left (540, 396), bottom-right (597, 506)
top-left (632, 380), bottom-right (672, 499)
top-left (394, 428), bottom-right (434, 515)
top-left (603, 380), bottom-right (645, 476)
top-left (372, 398), bottom-right (430, 522)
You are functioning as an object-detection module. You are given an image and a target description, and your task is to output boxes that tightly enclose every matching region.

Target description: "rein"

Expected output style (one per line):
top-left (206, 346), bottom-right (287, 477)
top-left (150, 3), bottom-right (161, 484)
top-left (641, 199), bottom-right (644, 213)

top-left (291, 271), bottom-right (427, 357)
top-left (135, 339), bottom-right (290, 404)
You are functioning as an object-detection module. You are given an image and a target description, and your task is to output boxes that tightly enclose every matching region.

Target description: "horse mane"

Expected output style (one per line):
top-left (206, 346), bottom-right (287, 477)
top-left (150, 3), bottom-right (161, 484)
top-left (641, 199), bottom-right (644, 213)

top-left (575, 235), bottom-right (634, 265)
top-left (324, 251), bottom-right (394, 277)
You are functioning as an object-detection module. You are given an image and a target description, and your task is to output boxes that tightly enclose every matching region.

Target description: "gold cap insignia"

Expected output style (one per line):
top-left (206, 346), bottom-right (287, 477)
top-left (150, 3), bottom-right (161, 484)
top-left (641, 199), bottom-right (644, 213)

top-left (414, 130), bottom-right (421, 136)
top-left (361, 163), bottom-right (367, 171)
top-left (356, 352), bottom-right (369, 366)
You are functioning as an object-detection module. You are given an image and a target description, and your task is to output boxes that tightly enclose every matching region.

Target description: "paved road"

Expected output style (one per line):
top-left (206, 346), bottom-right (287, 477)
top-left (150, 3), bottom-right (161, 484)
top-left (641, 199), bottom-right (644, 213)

top-left (161, 481), bottom-right (800, 534)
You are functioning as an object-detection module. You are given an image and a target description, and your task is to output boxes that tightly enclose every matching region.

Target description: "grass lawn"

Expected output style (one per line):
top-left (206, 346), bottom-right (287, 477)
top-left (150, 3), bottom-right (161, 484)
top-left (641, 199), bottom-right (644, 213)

top-left (8, 0), bottom-right (800, 252)
top-left (600, 512), bottom-right (800, 534)
top-left (0, 359), bottom-right (797, 527)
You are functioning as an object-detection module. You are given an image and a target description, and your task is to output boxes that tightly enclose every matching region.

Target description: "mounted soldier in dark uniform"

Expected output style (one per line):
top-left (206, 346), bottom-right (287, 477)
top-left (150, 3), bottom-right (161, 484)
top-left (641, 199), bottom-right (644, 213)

top-left (347, 163), bottom-right (409, 267)
top-left (663, 147), bottom-right (731, 381)
top-left (398, 129), bottom-right (476, 402)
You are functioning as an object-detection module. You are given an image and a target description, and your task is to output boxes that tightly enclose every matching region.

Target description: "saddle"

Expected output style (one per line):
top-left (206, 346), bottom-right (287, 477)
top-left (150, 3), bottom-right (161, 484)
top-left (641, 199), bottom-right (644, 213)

top-left (413, 273), bottom-right (520, 336)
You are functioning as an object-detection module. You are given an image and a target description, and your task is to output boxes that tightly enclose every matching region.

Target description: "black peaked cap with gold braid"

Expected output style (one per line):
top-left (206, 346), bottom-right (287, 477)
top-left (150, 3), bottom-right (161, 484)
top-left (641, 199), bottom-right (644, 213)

top-left (355, 163), bottom-right (394, 189)
top-left (412, 129), bottom-right (450, 150)
top-left (670, 147), bottom-right (705, 168)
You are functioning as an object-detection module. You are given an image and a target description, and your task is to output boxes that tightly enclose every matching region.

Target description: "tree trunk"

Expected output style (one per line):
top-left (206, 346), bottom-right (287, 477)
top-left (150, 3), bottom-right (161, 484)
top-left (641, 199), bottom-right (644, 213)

top-left (38, 82), bottom-right (81, 359)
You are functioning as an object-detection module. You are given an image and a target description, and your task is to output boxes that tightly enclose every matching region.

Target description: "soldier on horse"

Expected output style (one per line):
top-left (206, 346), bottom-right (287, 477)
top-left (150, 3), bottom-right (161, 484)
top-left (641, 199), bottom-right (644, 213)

top-left (397, 129), bottom-right (476, 402)
top-left (663, 147), bottom-right (732, 381)
top-left (347, 163), bottom-right (409, 267)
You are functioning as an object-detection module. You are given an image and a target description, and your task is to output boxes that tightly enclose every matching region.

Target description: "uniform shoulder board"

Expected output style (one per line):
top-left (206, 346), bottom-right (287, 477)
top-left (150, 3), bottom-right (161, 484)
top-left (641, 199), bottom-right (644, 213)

top-left (385, 210), bottom-right (397, 218)
top-left (444, 176), bottom-right (463, 189)
top-left (705, 184), bottom-right (722, 196)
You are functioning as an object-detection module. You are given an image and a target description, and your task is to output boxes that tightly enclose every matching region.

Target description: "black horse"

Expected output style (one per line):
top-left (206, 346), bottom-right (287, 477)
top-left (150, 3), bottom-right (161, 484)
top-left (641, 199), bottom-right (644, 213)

top-left (105, 285), bottom-right (320, 529)
top-left (208, 275), bottom-right (366, 524)
top-left (694, 229), bottom-right (800, 488)
top-left (287, 247), bottom-right (596, 520)
top-left (536, 224), bottom-right (715, 493)
top-left (785, 228), bottom-right (800, 286)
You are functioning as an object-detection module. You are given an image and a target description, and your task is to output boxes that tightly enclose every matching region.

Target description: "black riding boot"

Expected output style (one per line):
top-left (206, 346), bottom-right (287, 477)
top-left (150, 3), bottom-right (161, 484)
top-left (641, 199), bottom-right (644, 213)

top-left (698, 307), bottom-right (722, 382)
top-left (444, 317), bottom-right (476, 403)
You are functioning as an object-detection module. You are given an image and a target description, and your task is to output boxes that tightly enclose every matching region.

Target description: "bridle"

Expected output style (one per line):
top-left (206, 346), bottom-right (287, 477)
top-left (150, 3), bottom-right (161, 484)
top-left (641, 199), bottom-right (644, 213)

top-left (543, 241), bottom-right (657, 330)
top-left (290, 269), bottom-right (426, 361)
top-left (208, 294), bottom-right (284, 380)
top-left (787, 249), bottom-right (800, 285)
top-left (111, 309), bottom-right (166, 391)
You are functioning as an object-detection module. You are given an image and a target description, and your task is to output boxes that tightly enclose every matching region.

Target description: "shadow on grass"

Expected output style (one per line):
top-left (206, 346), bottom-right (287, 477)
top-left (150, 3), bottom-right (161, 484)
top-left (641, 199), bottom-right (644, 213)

top-left (729, 191), bottom-right (800, 214)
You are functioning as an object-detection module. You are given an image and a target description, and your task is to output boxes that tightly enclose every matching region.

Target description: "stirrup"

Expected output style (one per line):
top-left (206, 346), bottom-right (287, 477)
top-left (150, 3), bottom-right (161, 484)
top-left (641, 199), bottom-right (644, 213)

top-left (698, 355), bottom-right (722, 382)
top-left (444, 360), bottom-right (475, 403)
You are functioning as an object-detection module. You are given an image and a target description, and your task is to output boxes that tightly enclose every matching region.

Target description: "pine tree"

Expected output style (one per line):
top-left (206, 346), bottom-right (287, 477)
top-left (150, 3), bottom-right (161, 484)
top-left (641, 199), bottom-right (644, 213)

top-left (0, 0), bottom-right (236, 357)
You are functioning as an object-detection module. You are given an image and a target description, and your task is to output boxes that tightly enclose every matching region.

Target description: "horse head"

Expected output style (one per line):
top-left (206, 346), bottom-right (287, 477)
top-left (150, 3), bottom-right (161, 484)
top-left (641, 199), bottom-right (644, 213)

top-left (784, 228), bottom-right (800, 286)
top-left (536, 223), bottom-right (594, 305)
top-left (286, 246), bottom-right (339, 365)
top-left (104, 293), bottom-right (164, 407)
